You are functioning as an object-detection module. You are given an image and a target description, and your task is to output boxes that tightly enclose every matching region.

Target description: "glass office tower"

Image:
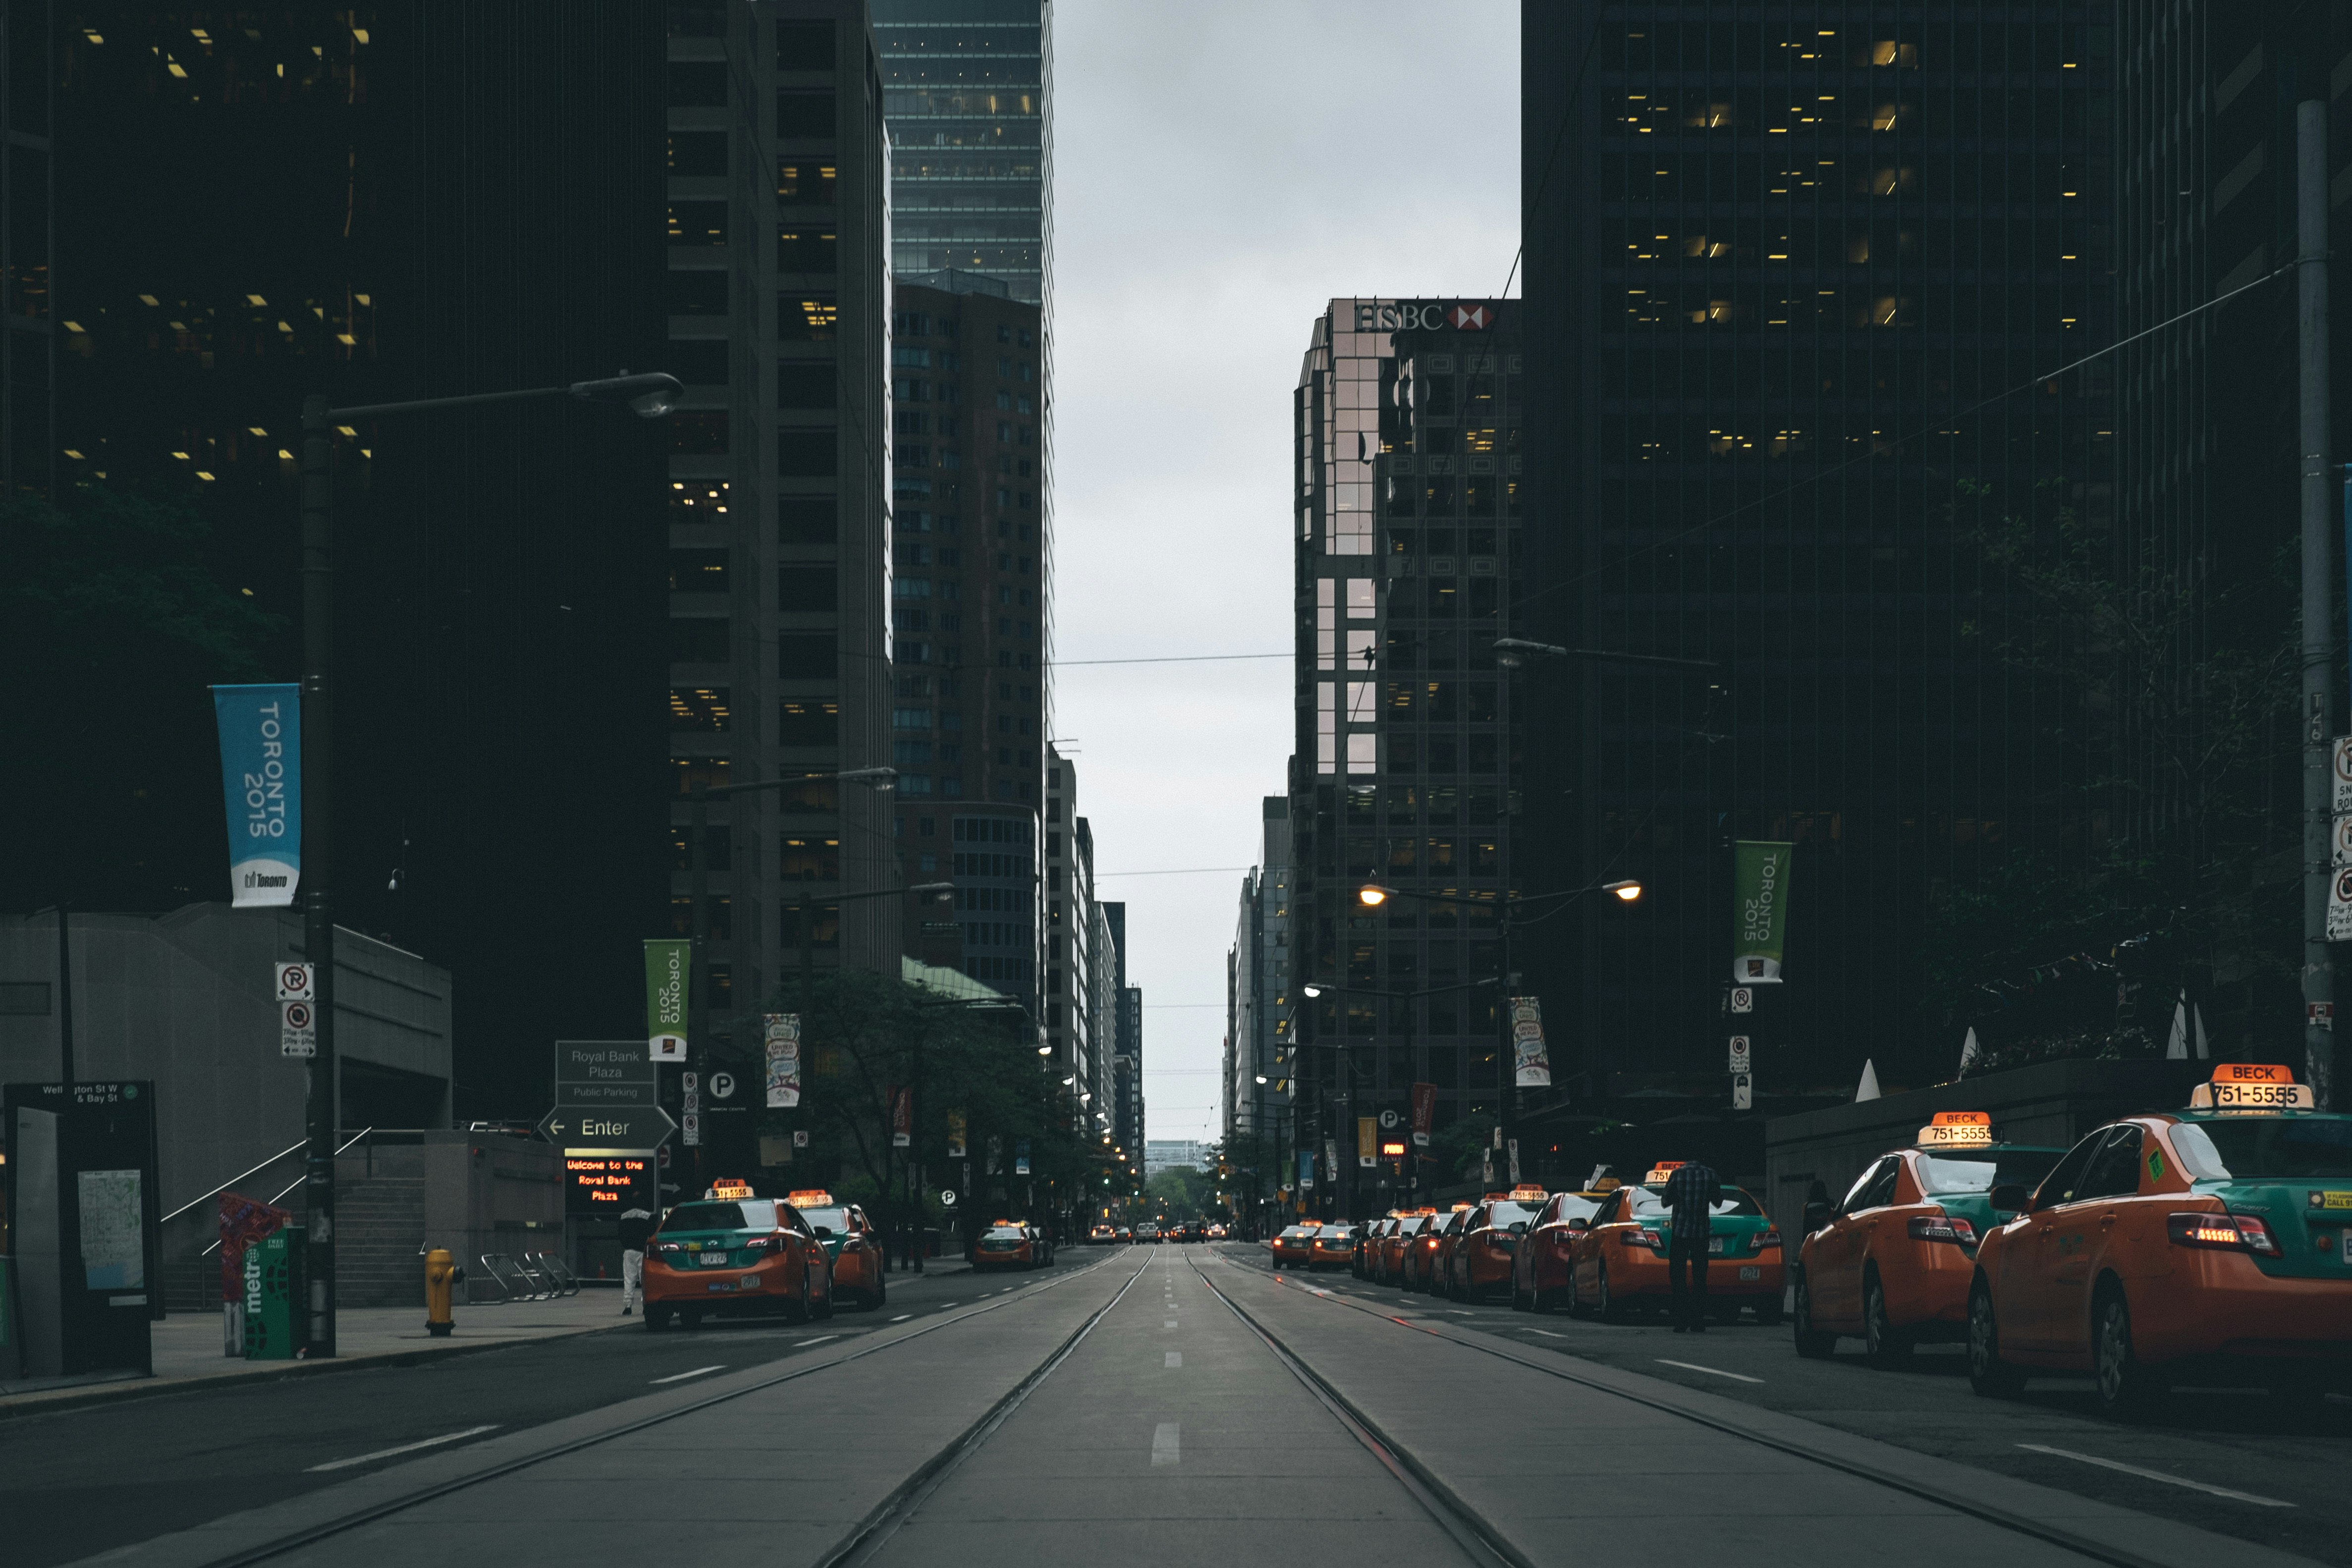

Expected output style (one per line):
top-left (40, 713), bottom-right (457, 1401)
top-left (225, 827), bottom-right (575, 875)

top-left (871, 0), bottom-right (1050, 307)
top-left (1519, 5), bottom-right (2114, 1117)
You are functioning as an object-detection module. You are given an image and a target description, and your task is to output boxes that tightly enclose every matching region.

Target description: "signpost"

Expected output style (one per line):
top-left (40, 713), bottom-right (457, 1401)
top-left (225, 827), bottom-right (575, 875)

top-left (543, 1043), bottom-right (671, 1225)
top-left (279, 1000), bottom-right (318, 1060)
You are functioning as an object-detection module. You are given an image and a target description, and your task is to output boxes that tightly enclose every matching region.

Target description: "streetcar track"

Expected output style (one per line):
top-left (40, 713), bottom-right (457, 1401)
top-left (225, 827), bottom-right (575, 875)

top-left (1187, 1254), bottom-right (1520, 1568)
top-left (824, 1254), bottom-right (1155, 1566)
top-left (1201, 1247), bottom-right (2168, 1568)
top-left (186, 1251), bottom-right (1138, 1568)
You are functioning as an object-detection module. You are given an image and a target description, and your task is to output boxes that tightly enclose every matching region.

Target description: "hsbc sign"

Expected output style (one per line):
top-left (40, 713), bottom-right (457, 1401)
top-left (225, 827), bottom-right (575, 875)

top-left (1353, 300), bottom-right (1497, 332)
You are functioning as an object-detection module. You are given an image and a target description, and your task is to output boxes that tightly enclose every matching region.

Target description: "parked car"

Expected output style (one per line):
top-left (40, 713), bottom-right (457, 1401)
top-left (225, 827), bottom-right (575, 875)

top-left (1966, 1066), bottom-right (2352, 1412)
top-left (1564, 1167), bottom-right (1782, 1324)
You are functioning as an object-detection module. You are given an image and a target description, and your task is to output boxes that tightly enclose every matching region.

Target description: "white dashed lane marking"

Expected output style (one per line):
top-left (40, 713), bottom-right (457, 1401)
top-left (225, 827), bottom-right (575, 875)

top-left (648, 1365), bottom-right (724, 1385)
top-left (1165, 1351), bottom-right (1182, 1367)
top-left (1654, 1359), bottom-right (1763, 1384)
top-left (2015, 1445), bottom-right (2294, 1507)
top-left (1151, 1421), bottom-right (1181, 1466)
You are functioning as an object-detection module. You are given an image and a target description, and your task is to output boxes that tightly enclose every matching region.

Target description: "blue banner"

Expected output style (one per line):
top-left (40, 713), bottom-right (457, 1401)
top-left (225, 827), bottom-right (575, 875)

top-left (1299, 1148), bottom-right (1315, 1189)
top-left (211, 684), bottom-right (301, 908)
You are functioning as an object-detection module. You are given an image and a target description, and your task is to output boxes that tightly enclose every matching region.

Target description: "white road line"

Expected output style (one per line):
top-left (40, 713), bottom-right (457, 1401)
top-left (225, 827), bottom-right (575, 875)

top-left (648, 1364), bottom-right (725, 1385)
top-left (890, 1314), bottom-right (912, 1322)
top-left (1165, 1351), bottom-right (1182, 1367)
top-left (306, 1425), bottom-right (501, 1472)
top-left (798, 1334), bottom-right (839, 1347)
top-left (1655, 1359), bottom-right (1764, 1384)
top-left (1151, 1421), bottom-right (1181, 1466)
top-left (940, 1302), bottom-right (957, 1307)
top-left (1164, 1318), bottom-right (1177, 1328)
top-left (1525, 1329), bottom-right (1566, 1338)
top-left (2015, 1445), bottom-right (2295, 1508)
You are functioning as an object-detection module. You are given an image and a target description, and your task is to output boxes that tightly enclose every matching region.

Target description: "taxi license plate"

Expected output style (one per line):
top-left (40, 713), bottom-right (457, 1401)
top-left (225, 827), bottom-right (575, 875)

top-left (1739, 1266), bottom-right (1761, 1281)
top-left (698, 1252), bottom-right (731, 1267)
top-left (1707, 1238), bottom-right (1725, 1255)
top-left (2343, 1231), bottom-right (2352, 1266)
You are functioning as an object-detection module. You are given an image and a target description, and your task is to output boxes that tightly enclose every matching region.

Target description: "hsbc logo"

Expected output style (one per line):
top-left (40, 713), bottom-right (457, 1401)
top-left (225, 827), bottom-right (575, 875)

top-left (1353, 300), bottom-right (1496, 332)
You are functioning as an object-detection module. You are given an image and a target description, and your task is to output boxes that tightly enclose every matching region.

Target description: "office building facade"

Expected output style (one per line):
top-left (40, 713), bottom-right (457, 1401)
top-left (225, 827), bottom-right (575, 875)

top-left (11, 4), bottom-right (668, 1117)
top-left (1283, 298), bottom-right (1525, 1213)
top-left (668, 0), bottom-right (895, 1063)
top-left (1225, 797), bottom-right (1293, 1149)
top-left (1519, 5), bottom-right (2114, 1108)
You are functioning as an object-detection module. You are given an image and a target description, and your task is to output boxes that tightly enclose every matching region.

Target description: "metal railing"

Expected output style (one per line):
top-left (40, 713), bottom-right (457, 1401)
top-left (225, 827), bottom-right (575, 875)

top-left (160, 1138), bottom-right (310, 1227)
top-left (197, 1128), bottom-right (373, 1256)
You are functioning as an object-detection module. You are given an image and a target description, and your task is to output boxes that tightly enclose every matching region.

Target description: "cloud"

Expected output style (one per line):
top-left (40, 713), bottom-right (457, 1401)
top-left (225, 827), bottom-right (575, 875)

top-left (1049, 1), bottom-right (1520, 1142)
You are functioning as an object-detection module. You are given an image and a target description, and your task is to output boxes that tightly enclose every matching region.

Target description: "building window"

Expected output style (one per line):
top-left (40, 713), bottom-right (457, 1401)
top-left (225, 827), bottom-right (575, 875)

top-left (778, 566), bottom-right (837, 612)
top-left (778, 701), bottom-right (839, 746)
top-left (780, 836), bottom-right (841, 881)
top-left (778, 635), bottom-right (835, 678)
top-left (669, 619), bottom-right (729, 662)
top-left (668, 131), bottom-right (727, 176)
top-left (780, 496), bottom-right (837, 543)
top-left (778, 430), bottom-right (837, 477)
top-left (776, 90), bottom-right (834, 138)
top-left (777, 361), bottom-right (835, 409)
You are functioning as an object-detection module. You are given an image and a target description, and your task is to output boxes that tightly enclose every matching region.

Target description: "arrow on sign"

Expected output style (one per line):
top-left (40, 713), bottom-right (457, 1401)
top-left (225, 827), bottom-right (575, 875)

top-left (537, 1104), bottom-right (677, 1148)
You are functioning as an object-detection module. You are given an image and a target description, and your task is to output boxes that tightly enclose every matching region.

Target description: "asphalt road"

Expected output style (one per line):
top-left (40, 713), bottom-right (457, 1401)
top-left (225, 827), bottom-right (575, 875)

top-left (0, 1251), bottom-right (1100, 1568)
top-left (11, 1241), bottom-right (2340, 1568)
top-left (1231, 1244), bottom-right (2352, 1567)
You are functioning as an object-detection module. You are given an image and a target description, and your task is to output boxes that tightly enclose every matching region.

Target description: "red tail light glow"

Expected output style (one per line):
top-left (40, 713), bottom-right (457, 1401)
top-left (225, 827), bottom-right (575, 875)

top-left (1904, 1216), bottom-right (1975, 1245)
top-left (2167, 1211), bottom-right (2281, 1256)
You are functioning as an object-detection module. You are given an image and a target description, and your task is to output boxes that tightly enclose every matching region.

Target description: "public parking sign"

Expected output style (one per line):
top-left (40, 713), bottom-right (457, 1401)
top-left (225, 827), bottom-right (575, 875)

top-left (280, 999), bottom-right (318, 1059)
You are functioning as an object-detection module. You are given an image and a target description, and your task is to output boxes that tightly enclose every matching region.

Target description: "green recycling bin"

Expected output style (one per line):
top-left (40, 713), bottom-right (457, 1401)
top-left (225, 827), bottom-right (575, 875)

top-left (243, 1225), bottom-right (306, 1360)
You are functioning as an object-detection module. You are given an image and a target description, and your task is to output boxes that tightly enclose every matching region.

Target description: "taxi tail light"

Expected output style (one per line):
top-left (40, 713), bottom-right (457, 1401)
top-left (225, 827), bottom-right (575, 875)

top-left (1750, 1227), bottom-right (1783, 1252)
top-left (1904, 1216), bottom-right (1974, 1245)
top-left (2166, 1211), bottom-right (2280, 1256)
top-left (653, 1241), bottom-right (683, 1255)
top-left (740, 1234), bottom-right (783, 1255)
top-left (1624, 1229), bottom-right (1661, 1248)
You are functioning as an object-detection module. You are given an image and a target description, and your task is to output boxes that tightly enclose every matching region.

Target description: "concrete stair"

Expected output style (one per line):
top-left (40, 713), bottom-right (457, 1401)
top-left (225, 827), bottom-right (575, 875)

top-left (334, 1176), bottom-right (426, 1307)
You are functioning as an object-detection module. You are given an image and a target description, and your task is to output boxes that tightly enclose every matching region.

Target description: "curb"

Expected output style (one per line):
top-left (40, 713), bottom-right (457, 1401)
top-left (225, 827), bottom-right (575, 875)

top-left (0, 1318), bottom-right (626, 1422)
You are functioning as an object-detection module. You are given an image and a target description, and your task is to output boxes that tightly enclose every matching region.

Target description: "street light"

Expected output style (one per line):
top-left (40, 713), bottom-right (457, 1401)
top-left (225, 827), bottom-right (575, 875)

top-left (292, 370), bottom-right (683, 1361)
top-left (1345, 879), bottom-right (1643, 1191)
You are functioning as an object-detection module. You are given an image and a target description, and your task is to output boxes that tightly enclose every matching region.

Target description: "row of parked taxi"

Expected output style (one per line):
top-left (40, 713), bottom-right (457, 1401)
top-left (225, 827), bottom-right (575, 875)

top-left (1262, 1062), bottom-right (2352, 1413)
top-left (640, 1184), bottom-right (886, 1330)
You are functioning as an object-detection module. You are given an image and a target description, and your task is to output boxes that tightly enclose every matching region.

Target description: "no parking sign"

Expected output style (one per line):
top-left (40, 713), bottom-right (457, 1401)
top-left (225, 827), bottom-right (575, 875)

top-left (280, 999), bottom-right (317, 1059)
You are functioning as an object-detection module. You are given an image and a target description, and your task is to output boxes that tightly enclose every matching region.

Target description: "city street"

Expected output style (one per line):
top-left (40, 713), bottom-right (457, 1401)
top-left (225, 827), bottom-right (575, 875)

top-left (7, 1243), bottom-right (2336, 1568)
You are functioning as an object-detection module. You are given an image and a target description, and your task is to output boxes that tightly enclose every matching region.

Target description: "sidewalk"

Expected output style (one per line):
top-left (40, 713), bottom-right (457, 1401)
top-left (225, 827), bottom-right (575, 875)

top-left (0, 1290), bottom-right (625, 1419)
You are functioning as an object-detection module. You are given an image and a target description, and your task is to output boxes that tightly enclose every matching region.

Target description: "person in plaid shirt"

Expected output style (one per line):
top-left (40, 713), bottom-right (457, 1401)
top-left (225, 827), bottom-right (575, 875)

top-left (1662, 1160), bottom-right (1723, 1332)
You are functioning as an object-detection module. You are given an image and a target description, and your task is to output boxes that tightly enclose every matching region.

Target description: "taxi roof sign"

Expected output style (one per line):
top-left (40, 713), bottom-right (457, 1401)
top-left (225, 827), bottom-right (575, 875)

top-left (707, 1179), bottom-right (754, 1199)
top-left (2188, 1066), bottom-right (2316, 1111)
top-left (1930, 1111), bottom-right (1992, 1126)
top-left (1643, 1162), bottom-right (1685, 1184)
top-left (1916, 1112), bottom-right (1995, 1147)
top-left (785, 1189), bottom-right (836, 1207)
top-left (1509, 1185), bottom-right (1549, 1201)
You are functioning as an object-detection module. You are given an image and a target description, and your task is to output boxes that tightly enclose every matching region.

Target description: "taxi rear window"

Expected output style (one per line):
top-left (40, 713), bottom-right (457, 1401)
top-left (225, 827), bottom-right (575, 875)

top-left (1625, 1188), bottom-right (1762, 1218)
top-left (798, 1206), bottom-right (853, 1233)
top-left (1279, 1226), bottom-right (1314, 1239)
top-left (661, 1200), bottom-right (777, 1232)
top-left (985, 1225), bottom-right (1027, 1240)
top-left (2174, 1118), bottom-right (2352, 1180)
top-left (1917, 1150), bottom-right (2063, 1195)
top-left (1483, 1201), bottom-right (1542, 1228)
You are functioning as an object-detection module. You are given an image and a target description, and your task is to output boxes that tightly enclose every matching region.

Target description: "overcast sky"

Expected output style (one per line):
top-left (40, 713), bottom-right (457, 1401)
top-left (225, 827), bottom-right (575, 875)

top-left (1050, 2), bottom-right (1522, 1145)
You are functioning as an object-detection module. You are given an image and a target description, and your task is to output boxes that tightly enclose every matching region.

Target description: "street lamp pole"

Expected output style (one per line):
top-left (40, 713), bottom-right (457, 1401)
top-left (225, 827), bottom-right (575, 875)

top-left (293, 371), bottom-right (678, 1359)
top-left (1354, 879), bottom-right (1640, 1195)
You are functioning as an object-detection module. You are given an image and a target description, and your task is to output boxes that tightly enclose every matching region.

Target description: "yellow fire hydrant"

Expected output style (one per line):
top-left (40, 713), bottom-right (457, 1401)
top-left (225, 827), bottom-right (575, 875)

top-left (425, 1248), bottom-right (463, 1338)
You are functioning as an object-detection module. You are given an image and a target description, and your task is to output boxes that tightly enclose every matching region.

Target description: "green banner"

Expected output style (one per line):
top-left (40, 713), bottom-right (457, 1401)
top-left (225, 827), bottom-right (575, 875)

top-left (1731, 841), bottom-right (1794, 983)
top-left (645, 938), bottom-right (691, 1061)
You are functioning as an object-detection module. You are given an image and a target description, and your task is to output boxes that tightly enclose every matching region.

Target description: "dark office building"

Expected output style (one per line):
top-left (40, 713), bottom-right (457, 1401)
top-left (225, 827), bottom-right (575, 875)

top-left (3, 4), bottom-right (668, 1117)
top-left (667, 0), bottom-right (896, 1044)
top-left (2109, 4), bottom-right (2352, 1079)
top-left (1285, 297), bottom-right (1525, 1215)
top-left (886, 274), bottom-right (1046, 1003)
top-left (1519, 5), bottom-right (2114, 1117)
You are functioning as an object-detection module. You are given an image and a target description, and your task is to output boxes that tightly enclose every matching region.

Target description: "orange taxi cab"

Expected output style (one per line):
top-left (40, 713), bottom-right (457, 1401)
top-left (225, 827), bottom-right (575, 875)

top-left (1270, 1222), bottom-right (1320, 1269)
top-left (1566, 1164), bottom-right (1783, 1324)
top-left (973, 1218), bottom-right (1045, 1270)
top-left (643, 1182), bottom-right (834, 1330)
top-left (1967, 1065), bottom-right (2352, 1411)
top-left (1407, 1205), bottom-right (1471, 1293)
top-left (781, 1189), bottom-right (888, 1311)
top-left (1378, 1210), bottom-right (1436, 1284)
top-left (1309, 1222), bottom-right (1358, 1271)
top-left (1509, 1186), bottom-right (1613, 1312)
top-left (1353, 1215), bottom-right (1395, 1278)
top-left (1791, 1116), bottom-right (2063, 1361)
top-left (1444, 1188), bottom-right (1550, 1302)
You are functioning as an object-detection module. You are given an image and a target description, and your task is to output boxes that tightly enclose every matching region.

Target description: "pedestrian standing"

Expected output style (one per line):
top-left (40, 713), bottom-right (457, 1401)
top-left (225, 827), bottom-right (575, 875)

top-left (1661, 1160), bottom-right (1722, 1333)
top-left (617, 1206), bottom-right (654, 1316)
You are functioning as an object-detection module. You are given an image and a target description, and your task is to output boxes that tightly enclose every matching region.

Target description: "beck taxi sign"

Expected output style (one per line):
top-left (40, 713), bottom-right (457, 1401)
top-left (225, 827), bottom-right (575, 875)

top-left (2188, 1062), bottom-right (2317, 1111)
top-left (1915, 1110), bottom-right (1994, 1147)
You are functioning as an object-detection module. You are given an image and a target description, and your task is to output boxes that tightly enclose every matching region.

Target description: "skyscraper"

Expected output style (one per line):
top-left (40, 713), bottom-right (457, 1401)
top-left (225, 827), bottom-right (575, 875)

top-left (1283, 298), bottom-right (1525, 1215)
top-left (667, 0), bottom-right (895, 1121)
top-left (10, 3), bottom-right (669, 1117)
top-left (871, 0), bottom-right (1050, 308)
top-left (1519, 5), bottom-right (2113, 1127)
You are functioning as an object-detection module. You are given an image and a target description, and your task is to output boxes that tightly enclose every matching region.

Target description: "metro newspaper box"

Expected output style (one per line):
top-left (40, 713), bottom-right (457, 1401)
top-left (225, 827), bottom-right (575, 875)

top-left (243, 1224), bottom-right (306, 1360)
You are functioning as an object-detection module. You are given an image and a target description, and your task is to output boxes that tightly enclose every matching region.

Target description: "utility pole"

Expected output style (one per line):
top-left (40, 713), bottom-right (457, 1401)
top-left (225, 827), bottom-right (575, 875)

top-left (297, 394), bottom-right (339, 1359)
top-left (2299, 93), bottom-right (2338, 1110)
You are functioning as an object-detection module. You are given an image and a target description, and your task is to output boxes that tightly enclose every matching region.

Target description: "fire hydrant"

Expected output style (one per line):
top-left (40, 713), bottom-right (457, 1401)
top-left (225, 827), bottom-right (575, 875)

top-left (425, 1248), bottom-right (464, 1338)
